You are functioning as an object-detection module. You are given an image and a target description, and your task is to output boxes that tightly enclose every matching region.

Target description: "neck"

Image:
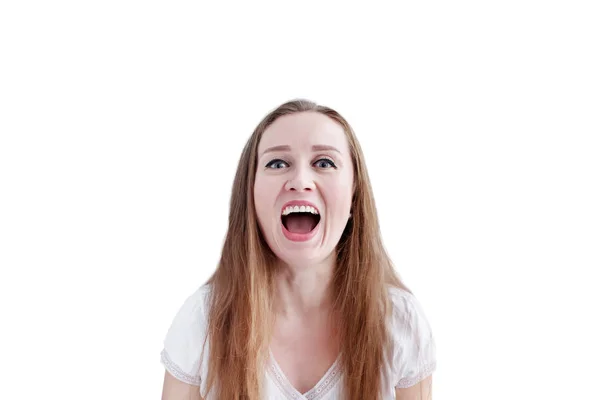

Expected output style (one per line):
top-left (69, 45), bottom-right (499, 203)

top-left (273, 254), bottom-right (336, 318)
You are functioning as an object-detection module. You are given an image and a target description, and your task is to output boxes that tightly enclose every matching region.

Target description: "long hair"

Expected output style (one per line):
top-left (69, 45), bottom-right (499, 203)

top-left (203, 99), bottom-right (409, 399)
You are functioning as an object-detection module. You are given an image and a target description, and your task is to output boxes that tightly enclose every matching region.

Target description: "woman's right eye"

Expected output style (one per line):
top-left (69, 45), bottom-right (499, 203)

top-left (265, 159), bottom-right (289, 169)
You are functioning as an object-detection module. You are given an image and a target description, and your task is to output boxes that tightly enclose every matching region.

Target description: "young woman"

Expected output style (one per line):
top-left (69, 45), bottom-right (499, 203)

top-left (160, 99), bottom-right (436, 399)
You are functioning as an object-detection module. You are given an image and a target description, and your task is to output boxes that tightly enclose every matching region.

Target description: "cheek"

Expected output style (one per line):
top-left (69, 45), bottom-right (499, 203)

top-left (325, 174), bottom-right (354, 206)
top-left (253, 178), bottom-right (277, 219)
top-left (323, 185), bottom-right (353, 217)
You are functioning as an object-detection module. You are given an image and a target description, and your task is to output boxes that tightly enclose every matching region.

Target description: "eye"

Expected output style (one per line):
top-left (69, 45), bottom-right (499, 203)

top-left (314, 158), bottom-right (337, 169)
top-left (265, 159), bottom-right (289, 169)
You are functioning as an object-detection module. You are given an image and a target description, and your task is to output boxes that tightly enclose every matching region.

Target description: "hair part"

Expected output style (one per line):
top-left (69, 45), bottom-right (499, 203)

top-left (203, 99), bottom-right (409, 399)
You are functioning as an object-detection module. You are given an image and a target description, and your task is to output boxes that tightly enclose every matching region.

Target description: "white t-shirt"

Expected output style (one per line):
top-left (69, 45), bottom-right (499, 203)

top-left (160, 284), bottom-right (436, 400)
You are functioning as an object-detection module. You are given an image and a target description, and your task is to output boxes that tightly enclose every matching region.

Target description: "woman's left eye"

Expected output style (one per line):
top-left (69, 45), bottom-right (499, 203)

top-left (314, 158), bottom-right (336, 169)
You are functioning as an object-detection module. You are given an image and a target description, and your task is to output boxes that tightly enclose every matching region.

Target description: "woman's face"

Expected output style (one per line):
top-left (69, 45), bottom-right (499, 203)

top-left (254, 112), bottom-right (354, 267)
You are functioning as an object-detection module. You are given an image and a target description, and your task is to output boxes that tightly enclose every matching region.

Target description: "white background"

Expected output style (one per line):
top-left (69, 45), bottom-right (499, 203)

top-left (1, 1), bottom-right (599, 399)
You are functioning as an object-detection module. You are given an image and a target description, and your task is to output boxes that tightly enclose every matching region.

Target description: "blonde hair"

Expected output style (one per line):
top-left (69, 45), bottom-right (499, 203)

top-left (203, 99), bottom-right (409, 399)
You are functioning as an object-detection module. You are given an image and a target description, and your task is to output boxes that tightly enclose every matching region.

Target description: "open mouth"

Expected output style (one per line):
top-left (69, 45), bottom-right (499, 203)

top-left (280, 204), bottom-right (321, 237)
top-left (281, 212), bottom-right (321, 234)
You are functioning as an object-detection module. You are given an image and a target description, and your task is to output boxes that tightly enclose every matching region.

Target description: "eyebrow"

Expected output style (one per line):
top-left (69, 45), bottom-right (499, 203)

top-left (260, 144), bottom-right (342, 157)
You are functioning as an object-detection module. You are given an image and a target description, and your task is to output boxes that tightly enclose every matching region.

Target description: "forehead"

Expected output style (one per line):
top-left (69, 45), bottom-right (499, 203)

top-left (258, 112), bottom-right (349, 154)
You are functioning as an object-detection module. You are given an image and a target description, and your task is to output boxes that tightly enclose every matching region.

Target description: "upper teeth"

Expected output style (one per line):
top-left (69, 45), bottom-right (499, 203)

top-left (282, 205), bottom-right (319, 216)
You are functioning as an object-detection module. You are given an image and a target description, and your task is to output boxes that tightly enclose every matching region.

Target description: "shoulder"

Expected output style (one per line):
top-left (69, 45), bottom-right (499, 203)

top-left (167, 284), bottom-right (212, 330)
top-left (160, 284), bottom-right (213, 386)
top-left (387, 286), bottom-right (429, 329)
top-left (387, 285), bottom-right (437, 389)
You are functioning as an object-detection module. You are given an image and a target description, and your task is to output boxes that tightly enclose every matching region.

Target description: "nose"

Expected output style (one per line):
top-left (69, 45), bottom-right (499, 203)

top-left (284, 166), bottom-right (315, 192)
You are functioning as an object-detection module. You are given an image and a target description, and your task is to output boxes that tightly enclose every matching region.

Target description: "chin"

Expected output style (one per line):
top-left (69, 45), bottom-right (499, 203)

top-left (272, 245), bottom-right (336, 269)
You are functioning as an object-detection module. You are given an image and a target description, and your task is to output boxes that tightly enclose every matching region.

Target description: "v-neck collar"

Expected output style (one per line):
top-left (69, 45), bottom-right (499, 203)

top-left (267, 349), bottom-right (343, 400)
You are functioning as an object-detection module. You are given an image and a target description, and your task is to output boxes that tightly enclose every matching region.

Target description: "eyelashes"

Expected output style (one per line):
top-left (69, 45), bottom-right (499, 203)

top-left (265, 159), bottom-right (288, 169)
top-left (265, 158), bottom-right (337, 170)
top-left (314, 158), bottom-right (337, 169)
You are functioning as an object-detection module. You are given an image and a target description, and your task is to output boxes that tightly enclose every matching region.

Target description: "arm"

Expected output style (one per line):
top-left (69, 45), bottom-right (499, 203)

top-left (161, 371), bottom-right (204, 400)
top-left (395, 375), bottom-right (432, 400)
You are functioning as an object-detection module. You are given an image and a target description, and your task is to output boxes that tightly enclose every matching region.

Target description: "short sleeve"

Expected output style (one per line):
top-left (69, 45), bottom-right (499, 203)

top-left (389, 287), bottom-right (437, 389)
top-left (160, 285), bottom-right (211, 386)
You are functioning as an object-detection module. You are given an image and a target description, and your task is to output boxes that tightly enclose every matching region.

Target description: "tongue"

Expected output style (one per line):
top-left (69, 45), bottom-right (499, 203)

top-left (285, 214), bottom-right (316, 234)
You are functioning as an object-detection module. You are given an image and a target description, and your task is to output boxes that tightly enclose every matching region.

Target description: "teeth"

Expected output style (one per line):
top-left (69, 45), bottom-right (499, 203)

top-left (282, 205), bottom-right (319, 216)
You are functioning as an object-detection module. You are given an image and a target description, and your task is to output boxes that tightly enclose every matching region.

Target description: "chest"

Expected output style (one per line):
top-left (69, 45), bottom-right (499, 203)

top-left (269, 315), bottom-right (341, 395)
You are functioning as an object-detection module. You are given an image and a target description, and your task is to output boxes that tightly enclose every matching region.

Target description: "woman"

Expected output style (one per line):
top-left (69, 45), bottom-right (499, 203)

top-left (160, 99), bottom-right (436, 400)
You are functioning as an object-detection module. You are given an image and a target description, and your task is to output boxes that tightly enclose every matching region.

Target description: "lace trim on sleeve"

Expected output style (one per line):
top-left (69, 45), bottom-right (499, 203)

top-left (160, 349), bottom-right (201, 386)
top-left (395, 361), bottom-right (436, 389)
